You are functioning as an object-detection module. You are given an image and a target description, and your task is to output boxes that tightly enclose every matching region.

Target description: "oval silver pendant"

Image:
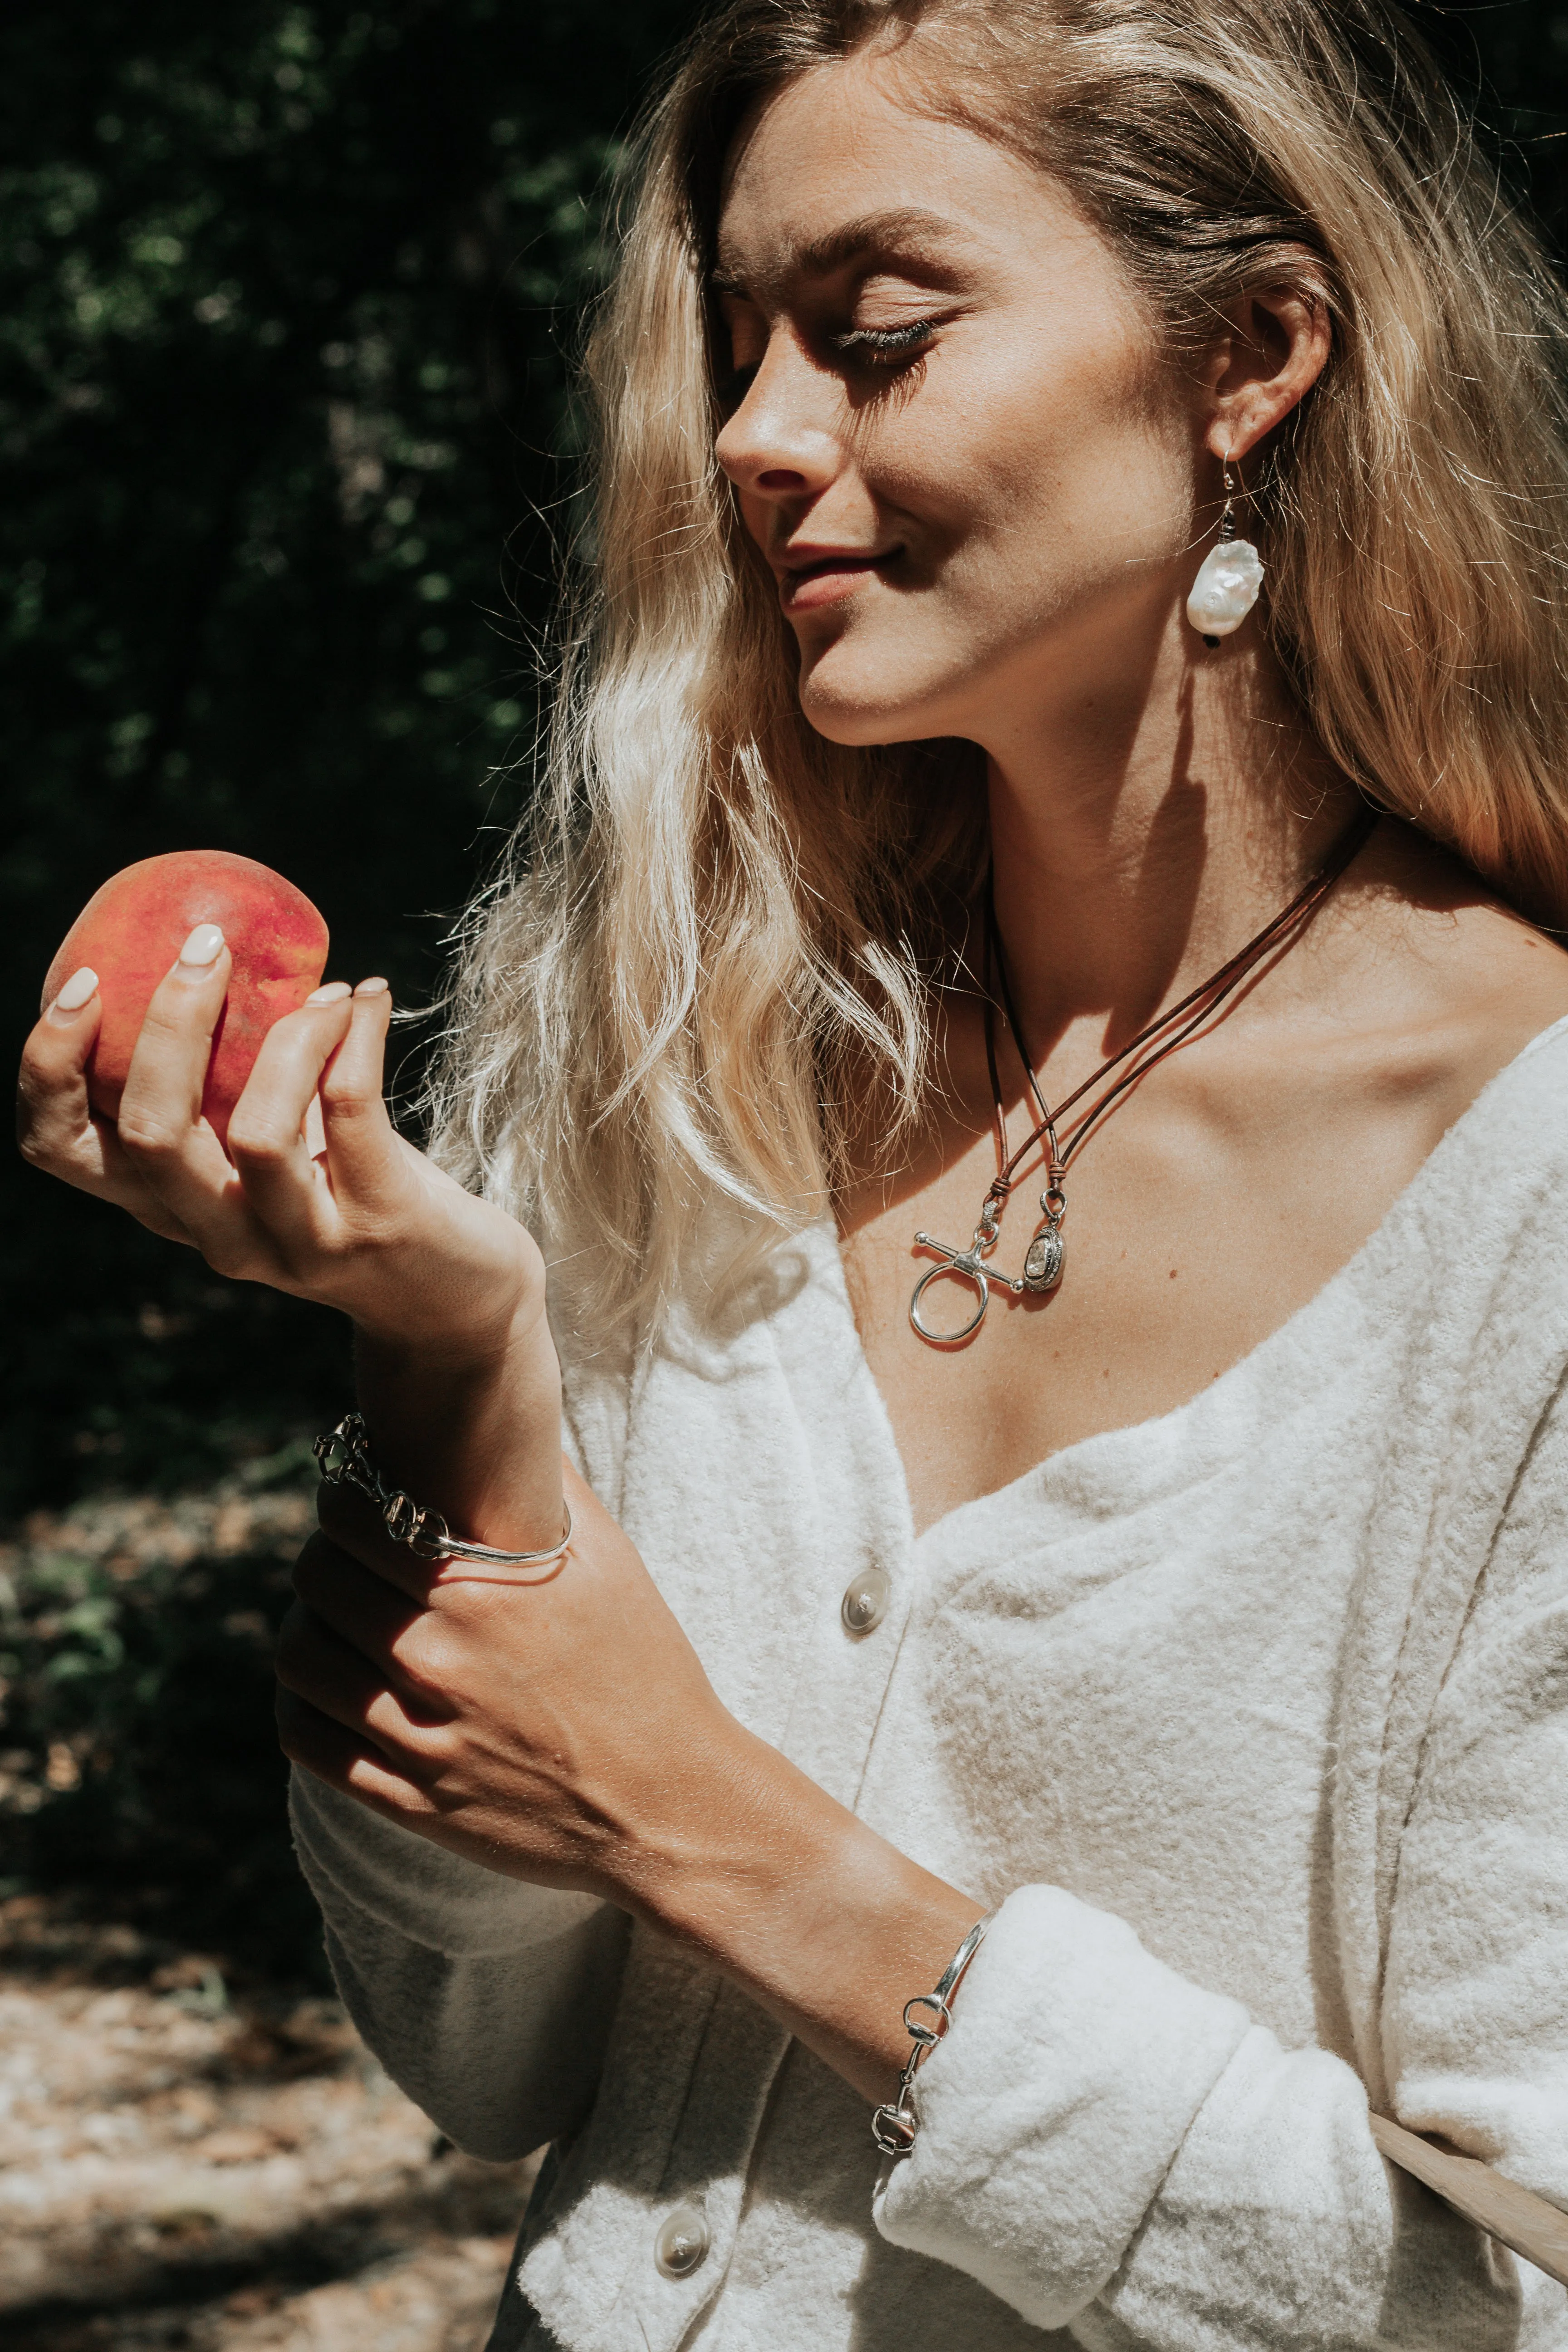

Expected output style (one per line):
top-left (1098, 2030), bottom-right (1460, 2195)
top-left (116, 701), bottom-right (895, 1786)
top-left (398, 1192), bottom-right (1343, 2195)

top-left (1023, 1225), bottom-right (1064, 1293)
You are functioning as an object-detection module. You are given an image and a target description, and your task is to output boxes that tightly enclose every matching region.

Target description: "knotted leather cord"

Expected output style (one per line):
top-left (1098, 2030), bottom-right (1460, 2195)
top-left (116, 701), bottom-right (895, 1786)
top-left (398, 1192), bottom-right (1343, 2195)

top-left (978, 804), bottom-right (1378, 1223)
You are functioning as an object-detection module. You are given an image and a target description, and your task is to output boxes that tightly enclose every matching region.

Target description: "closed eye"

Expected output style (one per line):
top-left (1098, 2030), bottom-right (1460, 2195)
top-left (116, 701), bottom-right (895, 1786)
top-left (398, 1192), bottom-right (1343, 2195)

top-left (830, 318), bottom-right (940, 366)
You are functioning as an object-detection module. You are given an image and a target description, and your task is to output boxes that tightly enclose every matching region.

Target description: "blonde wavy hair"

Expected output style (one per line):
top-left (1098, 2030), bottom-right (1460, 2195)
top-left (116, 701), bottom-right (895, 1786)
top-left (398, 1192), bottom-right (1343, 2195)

top-left (429, 0), bottom-right (1568, 1335)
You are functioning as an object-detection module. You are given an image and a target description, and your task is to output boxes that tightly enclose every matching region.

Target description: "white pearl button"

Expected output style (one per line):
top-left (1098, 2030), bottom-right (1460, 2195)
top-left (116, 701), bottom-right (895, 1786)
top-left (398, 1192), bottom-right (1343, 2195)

top-left (841, 1565), bottom-right (891, 1634)
top-left (654, 2201), bottom-right (710, 2279)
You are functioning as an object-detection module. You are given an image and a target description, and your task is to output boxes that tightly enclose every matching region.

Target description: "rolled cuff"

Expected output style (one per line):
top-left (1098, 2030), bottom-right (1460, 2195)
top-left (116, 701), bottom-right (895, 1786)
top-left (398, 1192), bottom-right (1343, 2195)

top-left (873, 1882), bottom-right (1250, 2330)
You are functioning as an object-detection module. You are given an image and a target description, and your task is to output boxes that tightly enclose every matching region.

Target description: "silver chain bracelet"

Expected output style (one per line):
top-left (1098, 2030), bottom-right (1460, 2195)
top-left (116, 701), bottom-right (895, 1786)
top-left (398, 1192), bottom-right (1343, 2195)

top-left (872, 1909), bottom-right (996, 2157)
top-left (313, 1411), bottom-right (573, 1573)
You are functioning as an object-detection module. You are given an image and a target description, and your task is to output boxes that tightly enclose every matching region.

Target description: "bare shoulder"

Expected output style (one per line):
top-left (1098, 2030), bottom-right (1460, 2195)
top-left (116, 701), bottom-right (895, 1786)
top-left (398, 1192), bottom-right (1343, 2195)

top-left (1333, 822), bottom-right (1568, 1120)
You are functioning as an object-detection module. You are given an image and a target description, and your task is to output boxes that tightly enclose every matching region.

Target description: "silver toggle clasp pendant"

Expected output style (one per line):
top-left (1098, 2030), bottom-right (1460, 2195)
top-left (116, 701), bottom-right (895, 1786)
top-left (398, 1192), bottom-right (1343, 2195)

top-left (1022, 1185), bottom-right (1066, 1294)
top-left (910, 1208), bottom-right (1024, 1345)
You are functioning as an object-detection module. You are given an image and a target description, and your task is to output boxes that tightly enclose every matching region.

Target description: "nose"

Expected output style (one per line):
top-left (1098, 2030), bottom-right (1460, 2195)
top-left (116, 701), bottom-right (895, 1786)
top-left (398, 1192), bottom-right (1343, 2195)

top-left (714, 333), bottom-right (846, 508)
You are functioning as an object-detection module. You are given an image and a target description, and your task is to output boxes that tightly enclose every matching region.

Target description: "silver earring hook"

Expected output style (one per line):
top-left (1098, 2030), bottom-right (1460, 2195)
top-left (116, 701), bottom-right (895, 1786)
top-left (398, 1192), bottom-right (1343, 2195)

top-left (1187, 439), bottom-right (1264, 645)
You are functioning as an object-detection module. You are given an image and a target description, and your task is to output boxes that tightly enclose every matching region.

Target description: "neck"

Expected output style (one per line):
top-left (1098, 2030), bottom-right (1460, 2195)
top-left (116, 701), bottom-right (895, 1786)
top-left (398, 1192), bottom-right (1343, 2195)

top-left (978, 617), bottom-right (1359, 1062)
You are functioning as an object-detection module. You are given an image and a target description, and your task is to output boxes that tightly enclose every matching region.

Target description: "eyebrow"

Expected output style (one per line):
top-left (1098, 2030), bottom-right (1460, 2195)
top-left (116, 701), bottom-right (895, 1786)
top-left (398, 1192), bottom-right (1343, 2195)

top-left (711, 206), bottom-right (975, 297)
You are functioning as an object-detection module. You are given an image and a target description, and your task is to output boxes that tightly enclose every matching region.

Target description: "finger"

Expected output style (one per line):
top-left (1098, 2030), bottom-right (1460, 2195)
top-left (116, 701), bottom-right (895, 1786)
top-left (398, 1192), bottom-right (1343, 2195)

top-left (18, 972), bottom-right (200, 1238)
top-left (116, 932), bottom-right (339, 1275)
top-left (20, 969), bottom-right (112, 1178)
top-left (275, 1687), bottom-right (438, 1820)
top-left (223, 990), bottom-right (357, 1252)
top-left (317, 981), bottom-right (406, 1209)
top-left (115, 926), bottom-right (245, 1217)
top-left (35, 959), bottom-right (102, 1024)
top-left (274, 1597), bottom-right (438, 1749)
top-left (292, 1529), bottom-right (432, 1675)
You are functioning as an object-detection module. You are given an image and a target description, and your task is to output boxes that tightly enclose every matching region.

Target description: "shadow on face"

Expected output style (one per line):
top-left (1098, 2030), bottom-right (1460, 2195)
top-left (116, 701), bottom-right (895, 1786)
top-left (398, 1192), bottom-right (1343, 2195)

top-left (712, 44), bottom-right (1198, 757)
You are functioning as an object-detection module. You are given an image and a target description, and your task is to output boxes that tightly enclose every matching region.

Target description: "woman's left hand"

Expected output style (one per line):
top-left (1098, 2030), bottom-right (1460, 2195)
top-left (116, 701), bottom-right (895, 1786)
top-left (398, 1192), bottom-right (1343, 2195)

top-left (277, 1443), bottom-right (985, 2111)
top-left (275, 1461), bottom-right (748, 1906)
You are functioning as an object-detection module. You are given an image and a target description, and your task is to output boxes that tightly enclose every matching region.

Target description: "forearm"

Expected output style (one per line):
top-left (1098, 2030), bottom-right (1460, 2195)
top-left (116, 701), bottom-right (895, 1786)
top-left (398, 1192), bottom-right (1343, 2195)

top-left (623, 1717), bottom-right (983, 2108)
top-left (308, 1333), bottom-right (978, 2115)
top-left (872, 1884), bottom-right (1532, 2345)
top-left (598, 1729), bottom-right (1519, 2341)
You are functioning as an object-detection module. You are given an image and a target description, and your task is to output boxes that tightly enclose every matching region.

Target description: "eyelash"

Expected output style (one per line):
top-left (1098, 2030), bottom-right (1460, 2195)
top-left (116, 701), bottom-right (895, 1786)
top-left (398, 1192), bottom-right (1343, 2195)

top-left (714, 315), bottom-right (940, 408)
top-left (830, 318), bottom-right (940, 366)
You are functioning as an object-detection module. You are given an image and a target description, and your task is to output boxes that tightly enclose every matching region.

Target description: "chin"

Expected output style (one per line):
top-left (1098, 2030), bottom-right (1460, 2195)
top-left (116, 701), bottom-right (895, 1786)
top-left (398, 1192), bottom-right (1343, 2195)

top-left (796, 644), bottom-right (957, 749)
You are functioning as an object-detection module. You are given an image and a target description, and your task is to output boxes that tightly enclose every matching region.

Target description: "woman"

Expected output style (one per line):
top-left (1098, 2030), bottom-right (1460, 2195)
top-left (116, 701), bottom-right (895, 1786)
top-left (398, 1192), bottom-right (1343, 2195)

top-left (19, 0), bottom-right (1568, 2344)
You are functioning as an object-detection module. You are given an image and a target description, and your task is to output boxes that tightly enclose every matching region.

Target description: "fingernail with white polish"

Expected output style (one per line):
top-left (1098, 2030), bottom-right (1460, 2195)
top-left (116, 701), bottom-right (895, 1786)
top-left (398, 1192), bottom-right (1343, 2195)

top-left (178, 922), bottom-right (225, 967)
top-left (353, 976), bottom-right (390, 998)
top-left (306, 980), bottom-right (353, 1005)
top-left (53, 966), bottom-right (99, 1014)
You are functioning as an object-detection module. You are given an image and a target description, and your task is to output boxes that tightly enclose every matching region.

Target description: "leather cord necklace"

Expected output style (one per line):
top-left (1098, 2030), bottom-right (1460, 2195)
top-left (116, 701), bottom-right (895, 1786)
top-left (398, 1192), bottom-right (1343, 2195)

top-left (909, 804), bottom-right (1378, 1344)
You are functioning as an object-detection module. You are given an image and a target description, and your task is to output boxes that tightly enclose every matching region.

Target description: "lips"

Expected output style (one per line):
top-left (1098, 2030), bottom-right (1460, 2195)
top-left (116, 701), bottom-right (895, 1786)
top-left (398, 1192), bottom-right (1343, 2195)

top-left (776, 546), bottom-right (900, 612)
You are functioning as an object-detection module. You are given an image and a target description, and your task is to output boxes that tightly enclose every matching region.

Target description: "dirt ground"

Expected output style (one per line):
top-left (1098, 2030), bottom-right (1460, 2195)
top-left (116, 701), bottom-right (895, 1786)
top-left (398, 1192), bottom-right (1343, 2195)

top-left (0, 1477), bottom-right (544, 2349)
top-left (0, 1900), bottom-right (540, 2352)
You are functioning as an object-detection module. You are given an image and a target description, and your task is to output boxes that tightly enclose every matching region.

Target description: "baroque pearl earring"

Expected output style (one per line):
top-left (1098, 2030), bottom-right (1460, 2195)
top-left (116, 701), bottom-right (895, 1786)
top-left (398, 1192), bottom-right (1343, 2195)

top-left (1186, 451), bottom-right (1264, 648)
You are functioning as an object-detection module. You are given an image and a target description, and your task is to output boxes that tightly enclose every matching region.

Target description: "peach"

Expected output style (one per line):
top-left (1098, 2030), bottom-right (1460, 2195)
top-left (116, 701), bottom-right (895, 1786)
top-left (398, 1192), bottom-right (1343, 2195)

top-left (45, 850), bottom-right (330, 1147)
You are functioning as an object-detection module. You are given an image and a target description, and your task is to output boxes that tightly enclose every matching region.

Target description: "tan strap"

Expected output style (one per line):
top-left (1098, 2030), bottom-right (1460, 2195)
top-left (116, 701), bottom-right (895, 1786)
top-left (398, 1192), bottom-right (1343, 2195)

top-left (1371, 2112), bottom-right (1568, 2288)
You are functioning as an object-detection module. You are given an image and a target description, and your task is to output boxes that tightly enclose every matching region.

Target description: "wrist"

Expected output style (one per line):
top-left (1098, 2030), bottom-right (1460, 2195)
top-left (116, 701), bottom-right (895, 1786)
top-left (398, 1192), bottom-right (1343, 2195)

top-left (350, 1307), bottom-right (564, 1553)
top-left (352, 1280), bottom-right (546, 1373)
top-left (625, 1719), bottom-right (984, 2104)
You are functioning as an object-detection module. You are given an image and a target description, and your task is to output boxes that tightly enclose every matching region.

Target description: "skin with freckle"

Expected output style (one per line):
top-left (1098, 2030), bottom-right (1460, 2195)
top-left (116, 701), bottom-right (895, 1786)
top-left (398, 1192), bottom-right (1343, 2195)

top-left (44, 851), bottom-right (329, 1148)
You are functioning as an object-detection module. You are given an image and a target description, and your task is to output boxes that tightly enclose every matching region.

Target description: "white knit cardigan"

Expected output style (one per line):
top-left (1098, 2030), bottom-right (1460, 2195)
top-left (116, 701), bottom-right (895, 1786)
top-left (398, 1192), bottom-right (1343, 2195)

top-left (292, 1017), bottom-right (1568, 2352)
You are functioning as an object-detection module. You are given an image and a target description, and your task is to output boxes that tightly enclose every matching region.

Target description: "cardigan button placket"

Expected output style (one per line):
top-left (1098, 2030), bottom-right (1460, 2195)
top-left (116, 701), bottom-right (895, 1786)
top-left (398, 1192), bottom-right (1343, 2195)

top-left (575, 1230), bottom-right (927, 2348)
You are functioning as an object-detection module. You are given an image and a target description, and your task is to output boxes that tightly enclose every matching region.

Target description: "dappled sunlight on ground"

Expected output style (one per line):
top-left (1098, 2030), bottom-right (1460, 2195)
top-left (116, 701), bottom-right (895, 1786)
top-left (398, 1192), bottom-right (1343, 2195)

top-left (0, 1478), bottom-right (543, 2346)
top-left (0, 1900), bottom-right (540, 2342)
top-left (0, 1886), bottom-right (539, 2351)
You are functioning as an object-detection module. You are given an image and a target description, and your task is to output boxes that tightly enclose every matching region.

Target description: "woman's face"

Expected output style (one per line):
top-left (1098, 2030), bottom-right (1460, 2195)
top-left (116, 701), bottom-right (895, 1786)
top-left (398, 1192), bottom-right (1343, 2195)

top-left (714, 51), bottom-right (1203, 751)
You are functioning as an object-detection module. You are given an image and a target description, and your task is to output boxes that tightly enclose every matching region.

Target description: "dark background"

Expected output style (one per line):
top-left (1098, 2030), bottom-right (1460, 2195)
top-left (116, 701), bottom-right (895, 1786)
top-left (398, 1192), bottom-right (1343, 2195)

top-left (1, 0), bottom-right (1564, 1970)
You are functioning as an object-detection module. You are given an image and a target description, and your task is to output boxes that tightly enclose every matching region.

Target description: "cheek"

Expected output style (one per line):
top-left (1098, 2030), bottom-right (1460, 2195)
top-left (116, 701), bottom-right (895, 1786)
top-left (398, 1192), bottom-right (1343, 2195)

top-left (784, 314), bottom-right (1191, 742)
top-left (938, 328), bottom-right (1187, 583)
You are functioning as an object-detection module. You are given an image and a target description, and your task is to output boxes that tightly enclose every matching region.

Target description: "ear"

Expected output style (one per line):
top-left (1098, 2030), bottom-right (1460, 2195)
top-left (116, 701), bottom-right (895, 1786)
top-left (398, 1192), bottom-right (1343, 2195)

top-left (1202, 287), bottom-right (1332, 464)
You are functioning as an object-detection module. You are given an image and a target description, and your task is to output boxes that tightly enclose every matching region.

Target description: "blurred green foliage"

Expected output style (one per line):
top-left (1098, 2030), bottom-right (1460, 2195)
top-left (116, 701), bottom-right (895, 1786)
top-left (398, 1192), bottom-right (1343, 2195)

top-left (0, 1455), bottom-right (325, 1976)
top-left (2, 0), bottom-right (696, 1516)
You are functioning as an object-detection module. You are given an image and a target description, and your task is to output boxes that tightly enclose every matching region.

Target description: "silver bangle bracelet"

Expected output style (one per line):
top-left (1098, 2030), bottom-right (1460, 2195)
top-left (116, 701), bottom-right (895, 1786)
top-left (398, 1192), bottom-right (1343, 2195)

top-left (313, 1411), bottom-right (573, 1573)
top-left (872, 1908), bottom-right (997, 2158)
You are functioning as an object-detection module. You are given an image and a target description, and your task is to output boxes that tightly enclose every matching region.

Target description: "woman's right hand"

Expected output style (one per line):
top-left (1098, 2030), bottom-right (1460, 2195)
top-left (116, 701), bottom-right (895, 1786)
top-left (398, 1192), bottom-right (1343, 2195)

top-left (18, 929), bottom-right (542, 1350)
top-left (17, 931), bottom-right (564, 1542)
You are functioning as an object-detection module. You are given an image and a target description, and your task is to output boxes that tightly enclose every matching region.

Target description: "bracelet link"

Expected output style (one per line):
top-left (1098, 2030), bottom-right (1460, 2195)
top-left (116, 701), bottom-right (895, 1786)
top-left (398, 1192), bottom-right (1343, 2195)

top-left (381, 1490), bottom-right (425, 1547)
top-left (314, 1426), bottom-right (356, 1484)
top-left (871, 2099), bottom-right (919, 2157)
top-left (313, 1411), bottom-right (573, 1575)
top-left (871, 1911), bottom-right (996, 2161)
top-left (902, 1992), bottom-right (951, 2046)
